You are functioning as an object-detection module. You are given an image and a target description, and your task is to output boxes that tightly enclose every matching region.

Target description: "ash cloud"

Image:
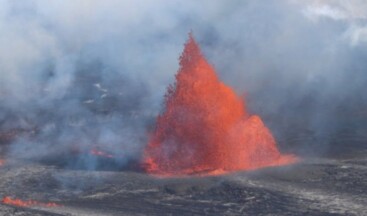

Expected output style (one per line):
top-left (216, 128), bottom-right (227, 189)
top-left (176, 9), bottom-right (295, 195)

top-left (0, 0), bottom-right (366, 168)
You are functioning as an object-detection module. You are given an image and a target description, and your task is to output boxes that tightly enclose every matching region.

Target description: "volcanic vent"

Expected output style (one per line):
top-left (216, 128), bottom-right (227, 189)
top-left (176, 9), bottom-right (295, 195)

top-left (144, 34), bottom-right (297, 176)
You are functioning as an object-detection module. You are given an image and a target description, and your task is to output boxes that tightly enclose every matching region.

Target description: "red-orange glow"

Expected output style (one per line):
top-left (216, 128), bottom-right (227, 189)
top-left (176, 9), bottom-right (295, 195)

top-left (2, 196), bottom-right (60, 208)
top-left (90, 148), bottom-right (114, 158)
top-left (0, 159), bottom-right (4, 166)
top-left (144, 34), bottom-right (297, 176)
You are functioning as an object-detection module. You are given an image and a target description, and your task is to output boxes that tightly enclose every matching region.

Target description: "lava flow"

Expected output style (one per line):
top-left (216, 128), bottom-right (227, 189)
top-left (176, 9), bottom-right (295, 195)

top-left (144, 33), bottom-right (297, 176)
top-left (2, 196), bottom-right (60, 208)
top-left (90, 148), bottom-right (114, 158)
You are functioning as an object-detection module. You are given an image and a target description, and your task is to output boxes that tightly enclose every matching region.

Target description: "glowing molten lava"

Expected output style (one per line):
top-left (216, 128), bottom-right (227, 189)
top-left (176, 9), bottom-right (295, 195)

top-left (144, 34), bottom-right (297, 176)
top-left (2, 196), bottom-right (60, 207)
top-left (90, 148), bottom-right (114, 158)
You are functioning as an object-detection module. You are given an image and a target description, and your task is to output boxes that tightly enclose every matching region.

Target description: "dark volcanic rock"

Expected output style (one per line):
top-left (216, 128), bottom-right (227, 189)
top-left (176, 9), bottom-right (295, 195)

top-left (0, 152), bottom-right (366, 215)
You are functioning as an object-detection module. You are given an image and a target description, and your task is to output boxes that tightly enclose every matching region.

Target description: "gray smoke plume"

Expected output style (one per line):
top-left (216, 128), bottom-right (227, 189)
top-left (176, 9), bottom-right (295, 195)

top-left (1, 0), bottom-right (366, 169)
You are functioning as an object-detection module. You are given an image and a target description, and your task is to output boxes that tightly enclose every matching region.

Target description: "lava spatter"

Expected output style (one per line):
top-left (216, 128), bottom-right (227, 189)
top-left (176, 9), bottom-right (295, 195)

top-left (144, 33), bottom-right (297, 176)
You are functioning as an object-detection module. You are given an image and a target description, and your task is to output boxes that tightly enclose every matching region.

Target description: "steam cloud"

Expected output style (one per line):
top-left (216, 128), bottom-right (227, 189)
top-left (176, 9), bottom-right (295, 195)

top-left (1, 0), bottom-right (366, 169)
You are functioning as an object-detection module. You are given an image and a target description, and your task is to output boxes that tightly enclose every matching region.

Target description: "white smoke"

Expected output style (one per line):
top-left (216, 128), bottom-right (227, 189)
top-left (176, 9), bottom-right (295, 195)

top-left (0, 0), bottom-right (366, 165)
top-left (298, 0), bottom-right (367, 46)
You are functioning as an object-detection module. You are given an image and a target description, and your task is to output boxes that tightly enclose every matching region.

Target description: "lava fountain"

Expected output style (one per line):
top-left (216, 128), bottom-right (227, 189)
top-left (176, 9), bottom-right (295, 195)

top-left (144, 33), bottom-right (297, 176)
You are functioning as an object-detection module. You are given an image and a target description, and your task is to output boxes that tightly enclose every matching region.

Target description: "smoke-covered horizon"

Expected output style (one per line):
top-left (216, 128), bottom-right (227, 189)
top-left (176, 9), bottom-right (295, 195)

top-left (1, 0), bottom-right (366, 168)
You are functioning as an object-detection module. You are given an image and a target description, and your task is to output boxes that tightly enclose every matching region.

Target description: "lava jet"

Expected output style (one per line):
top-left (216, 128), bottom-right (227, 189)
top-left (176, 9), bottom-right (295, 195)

top-left (144, 34), bottom-right (297, 176)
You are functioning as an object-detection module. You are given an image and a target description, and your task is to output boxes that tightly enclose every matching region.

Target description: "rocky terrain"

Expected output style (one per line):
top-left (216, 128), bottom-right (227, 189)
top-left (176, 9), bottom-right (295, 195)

top-left (0, 147), bottom-right (366, 216)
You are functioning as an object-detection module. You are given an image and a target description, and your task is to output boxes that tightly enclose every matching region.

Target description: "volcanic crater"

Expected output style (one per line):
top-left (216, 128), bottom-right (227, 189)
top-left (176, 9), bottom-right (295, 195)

top-left (0, 35), bottom-right (366, 216)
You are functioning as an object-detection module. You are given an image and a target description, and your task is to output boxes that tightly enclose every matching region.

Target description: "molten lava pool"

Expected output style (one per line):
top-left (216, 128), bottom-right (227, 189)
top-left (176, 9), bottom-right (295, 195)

top-left (144, 34), bottom-right (297, 176)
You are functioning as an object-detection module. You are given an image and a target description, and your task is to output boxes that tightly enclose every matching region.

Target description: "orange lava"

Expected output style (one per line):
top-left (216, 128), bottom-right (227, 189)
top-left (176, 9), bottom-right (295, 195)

top-left (144, 33), bottom-right (297, 176)
top-left (2, 196), bottom-right (60, 208)
top-left (90, 148), bottom-right (114, 158)
top-left (0, 159), bottom-right (4, 166)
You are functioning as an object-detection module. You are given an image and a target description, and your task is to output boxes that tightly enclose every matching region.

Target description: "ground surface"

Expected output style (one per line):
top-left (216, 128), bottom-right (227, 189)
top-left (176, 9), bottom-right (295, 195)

top-left (0, 148), bottom-right (366, 216)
